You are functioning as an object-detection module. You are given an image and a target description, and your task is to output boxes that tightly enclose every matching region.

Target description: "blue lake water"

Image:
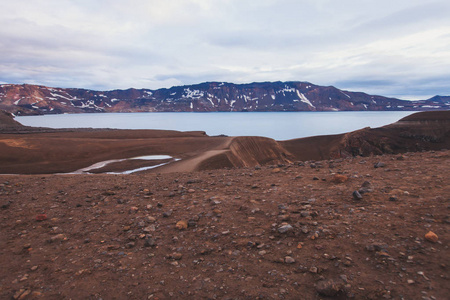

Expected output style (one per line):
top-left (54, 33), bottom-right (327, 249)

top-left (16, 111), bottom-right (416, 141)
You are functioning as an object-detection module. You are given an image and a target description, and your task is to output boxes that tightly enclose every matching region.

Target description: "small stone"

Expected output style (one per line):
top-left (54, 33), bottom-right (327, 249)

top-left (30, 266), bottom-right (38, 271)
top-left (300, 211), bottom-right (310, 217)
top-left (352, 191), bottom-right (363, 200)
top-left (407, 279), bottom-right (415, 284)
top-left (361, 181), bottom-right (372, 188)
top-left (103, 190), bottom-right (116, 196)
top-left (175, 220), bottom-right (188, 230)
top-left (14, 289), bottom-right (31, 300)
top-left (49, 233), bottom-right (67, 242)
top-left (332, 174), bottom-right (348, 184)
top-left (35, 214), bottom-right (47, 221)
top-left (146, 216), bottom-right (156, 223)
top-left (315, 279), bottom-right (345, 296)
top-left (142, 189), bottom-right (153, 195)
top-left (376, 251), bottom-right (391, 258)
top-left (172, 252), bottom-right (183, 260)
top-left (272, 168), bottom-right (281, 173)
top-left (425, 231), bottom-right (438, 243)
top-left (389, 196), bottom-right (398, 201)
top-left (125, 242), bottom-right (135, 248)
top-left (144, 238), bottom-right (156, 247)
top-left (374, 162), bottom-right (386, 168)
top-left (143, 225), bottom-right (156, 233)
top-left (163, 210), bottom-right (173, 218)
top-left (284, 256), bottom-right (295, 264)
top-left (278, 224), bottom-right (293, 234)
top-left (30, 291), bottom-right (42, 297)
top-left (278, 214), bottom-right (290, 221)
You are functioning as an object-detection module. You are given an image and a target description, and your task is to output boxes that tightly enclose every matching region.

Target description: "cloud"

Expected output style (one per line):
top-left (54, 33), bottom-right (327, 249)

top-left (0, 0), bottom-right (449, 98)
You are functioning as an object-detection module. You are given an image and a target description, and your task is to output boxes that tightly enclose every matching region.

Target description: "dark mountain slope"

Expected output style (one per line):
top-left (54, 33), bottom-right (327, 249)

top-left (1, 82), bottom-right (448, 115)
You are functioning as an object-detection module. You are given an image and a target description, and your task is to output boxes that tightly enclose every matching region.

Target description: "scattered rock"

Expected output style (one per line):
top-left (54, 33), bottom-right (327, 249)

top-left (425, 231), bottom-right (438, 243)
top-left (49, 234), bottom-right (67, 242)
top-left (163, 210), bottom-right (173, 218)
top-left (143, 225), bottom-right (156, 233)
top-left (300, 211), bottom-right (310, 218)
top-left (146, 216), bottom-right (156, 223)
top-left (374, 162), bottom-right (386, 168)
top-left (13, 289), bottom-right (31, 300)
top-left (186, 179), bottom-right (202, 184)
top-left (352, 190), bottom-right (363, 200)
top-left (171, 252), bottom-right (183, 260)
top-left (125, 242), bottom-right (135, 248)
top-left (315, 279), bottom-right (345, 296)
top-left (389, 196), bottom-right (398, 201)
top-left (35, 214), bottom-right (47, 221)
top-left (278, 224), bottom-right (293, 234)
top-left (332, 174), bottom-right (348, 183)
top-left (175, 220), bottom-right (188, 230)
top-left (359, 181), bottom-right (373, 194)
top-left (144, 237), bottom-right (156, 247)
top-left (142, 188), bottom-right (153, 195)
top-left (284, 256), bottom-right (295, 264)
top-left (366, 243), bottom-right (388, 252)
top-left (272, 168), bottom-right (281, 173)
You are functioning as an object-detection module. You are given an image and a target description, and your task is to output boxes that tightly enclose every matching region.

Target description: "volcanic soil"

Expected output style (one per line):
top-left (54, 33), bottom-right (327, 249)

top-left (1, 150), bottom-right (449, 299)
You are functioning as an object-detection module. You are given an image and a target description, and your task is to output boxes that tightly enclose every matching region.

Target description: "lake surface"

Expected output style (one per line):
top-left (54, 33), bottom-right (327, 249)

top-left (16, 111), bottom-right (416, 141)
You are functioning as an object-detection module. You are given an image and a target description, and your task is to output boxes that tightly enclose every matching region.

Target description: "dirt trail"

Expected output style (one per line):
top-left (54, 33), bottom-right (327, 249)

top-left (156, 137), bottom-right (234, 173)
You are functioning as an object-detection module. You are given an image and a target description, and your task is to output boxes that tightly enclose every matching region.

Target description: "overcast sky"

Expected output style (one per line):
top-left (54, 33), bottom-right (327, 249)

top-left (1, 0), bottom-right (449, 99)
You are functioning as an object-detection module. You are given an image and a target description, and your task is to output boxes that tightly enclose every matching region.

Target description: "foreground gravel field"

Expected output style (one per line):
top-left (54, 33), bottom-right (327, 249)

top-left (1, 150), bottom-right (449, 299)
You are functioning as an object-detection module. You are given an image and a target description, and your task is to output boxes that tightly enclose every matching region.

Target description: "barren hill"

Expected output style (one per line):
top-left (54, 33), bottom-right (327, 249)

top-left (0, 111), bottom-right (449, 175)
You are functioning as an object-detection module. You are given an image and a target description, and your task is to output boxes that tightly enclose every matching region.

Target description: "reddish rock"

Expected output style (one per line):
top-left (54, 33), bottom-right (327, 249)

top-left (332, 174), bottom-right (348, 183)
top-left (35, 214), bottom-right (47, 221)
top-left (425, 231), bottom-right (438, 243)
top-left (175, 220), bottom-right (188, 230)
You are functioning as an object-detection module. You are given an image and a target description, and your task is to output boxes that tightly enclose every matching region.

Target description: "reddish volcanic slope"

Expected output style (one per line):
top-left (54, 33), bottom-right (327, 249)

top-left (0, 111), bottom-right (449, 175)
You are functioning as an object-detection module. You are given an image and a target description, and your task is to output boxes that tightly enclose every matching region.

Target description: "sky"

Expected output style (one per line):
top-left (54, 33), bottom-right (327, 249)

top-left (1, 0), bottom-right (449, 99)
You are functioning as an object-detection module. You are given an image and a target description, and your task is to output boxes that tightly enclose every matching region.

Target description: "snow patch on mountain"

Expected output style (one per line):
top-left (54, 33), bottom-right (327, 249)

top-left (296, 90), bottom-right (314, 107)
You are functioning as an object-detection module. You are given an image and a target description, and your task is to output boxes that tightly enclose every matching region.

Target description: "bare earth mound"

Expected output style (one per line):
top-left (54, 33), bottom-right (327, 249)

top-left (1, 111), bottom-right (449, 175)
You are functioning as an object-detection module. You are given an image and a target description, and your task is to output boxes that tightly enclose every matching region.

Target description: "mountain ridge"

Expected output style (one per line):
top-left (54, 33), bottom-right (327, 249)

top-left (0, 81), bottom-right (448, 115)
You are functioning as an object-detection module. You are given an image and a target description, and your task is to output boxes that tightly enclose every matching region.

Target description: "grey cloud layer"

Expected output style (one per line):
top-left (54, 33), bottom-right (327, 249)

top-left (0, 0), bottom-right (449, 99)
